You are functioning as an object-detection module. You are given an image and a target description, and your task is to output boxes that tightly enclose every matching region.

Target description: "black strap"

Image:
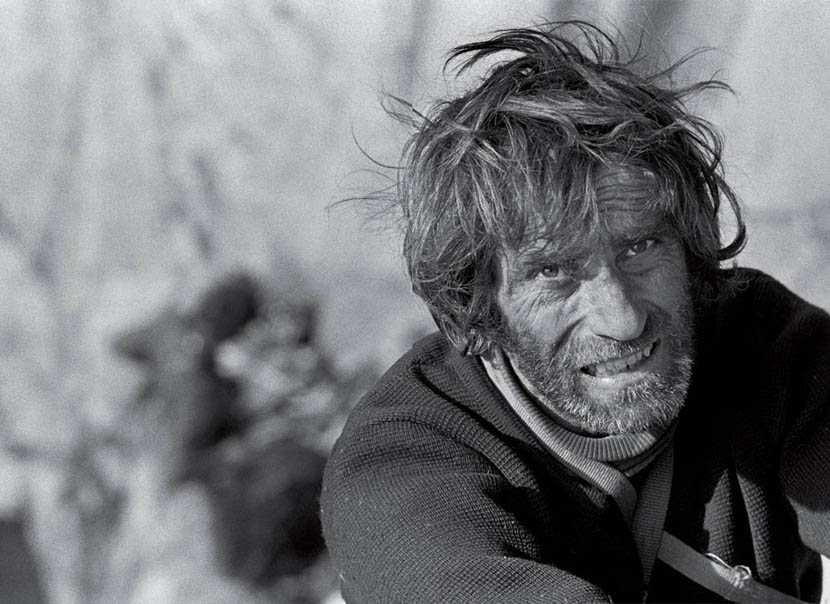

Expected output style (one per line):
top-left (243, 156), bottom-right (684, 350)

top-left (657, 531), bottom-right (808, 603)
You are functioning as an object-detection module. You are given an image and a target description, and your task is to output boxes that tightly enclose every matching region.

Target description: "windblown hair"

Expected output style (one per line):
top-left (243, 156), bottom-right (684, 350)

top-left (394, 21), bottom-right (746, 355)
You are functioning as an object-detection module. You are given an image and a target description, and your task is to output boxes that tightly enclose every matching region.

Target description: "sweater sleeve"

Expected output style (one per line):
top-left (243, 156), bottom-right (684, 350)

top-left (320, 414), bottom-right (612, 604)
top-left (774, 298), bottom-right (830, 557)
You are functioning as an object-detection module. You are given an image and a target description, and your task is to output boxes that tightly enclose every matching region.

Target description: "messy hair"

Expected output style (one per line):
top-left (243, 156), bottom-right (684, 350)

top-left (393, 21), bottom-right (745, 355)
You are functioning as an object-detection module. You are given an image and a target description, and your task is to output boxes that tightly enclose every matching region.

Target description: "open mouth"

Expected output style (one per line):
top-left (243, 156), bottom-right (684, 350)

top-left (580, 340), bottom-right (658, 378)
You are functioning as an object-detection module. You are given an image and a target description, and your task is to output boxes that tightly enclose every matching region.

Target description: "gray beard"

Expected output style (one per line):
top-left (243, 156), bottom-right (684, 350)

top-left (504, 302), bottom-right (695, 436)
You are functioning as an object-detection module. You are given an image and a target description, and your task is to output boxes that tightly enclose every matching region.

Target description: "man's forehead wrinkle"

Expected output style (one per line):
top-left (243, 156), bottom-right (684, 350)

top-left (595, 168), bottom-right (659, 207)
top-left (599, 205), bottom-right (668, 239)
top-left (591, 163), bottom-right (671, 237)
top-left (595, 187), bottom-right (658, 213)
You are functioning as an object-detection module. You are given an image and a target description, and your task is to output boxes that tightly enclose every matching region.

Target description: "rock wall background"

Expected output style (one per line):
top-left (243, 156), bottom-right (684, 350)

top-left (1, 1), bottom-right (829, 603)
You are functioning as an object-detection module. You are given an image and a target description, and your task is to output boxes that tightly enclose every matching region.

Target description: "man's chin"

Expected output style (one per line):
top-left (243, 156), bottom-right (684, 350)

top-left (550, 398), bottom-right (676, 436)
top-left (545, 366), bottom-right (692, 435)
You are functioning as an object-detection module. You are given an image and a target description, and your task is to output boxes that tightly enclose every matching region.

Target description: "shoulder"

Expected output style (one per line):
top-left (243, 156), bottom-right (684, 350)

top-left (340, 332), bottom-right (528, 442)
top-left (367, 331), bottom-right (464, 400)
top-left (345, 331), bottom-right (477, 425)
top-left (700, 267), bottom-right (830, 436)
top-left (710, 267), bottom-right (830, 349)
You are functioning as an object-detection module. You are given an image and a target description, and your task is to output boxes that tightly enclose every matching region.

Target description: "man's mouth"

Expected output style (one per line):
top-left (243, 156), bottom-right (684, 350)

top-left (580, 340), bottom-right (658, 377)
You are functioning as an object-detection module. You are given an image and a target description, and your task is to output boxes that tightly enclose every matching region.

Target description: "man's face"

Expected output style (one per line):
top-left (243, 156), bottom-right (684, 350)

top-left (495, 168), bottom-right (695, 435)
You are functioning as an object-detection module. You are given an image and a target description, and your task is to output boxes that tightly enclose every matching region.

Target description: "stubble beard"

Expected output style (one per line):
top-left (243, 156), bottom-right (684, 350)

top-left (503, 299), bottom-right (695, 436)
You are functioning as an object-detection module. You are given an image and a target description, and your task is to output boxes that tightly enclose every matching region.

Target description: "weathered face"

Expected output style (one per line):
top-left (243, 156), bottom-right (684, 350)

top-left (495, 167), bottom-right (694, 435)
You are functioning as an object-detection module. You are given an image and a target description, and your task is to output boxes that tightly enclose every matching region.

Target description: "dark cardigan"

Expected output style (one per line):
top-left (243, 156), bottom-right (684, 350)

top-left (321, 269), bottom-right (830, 603)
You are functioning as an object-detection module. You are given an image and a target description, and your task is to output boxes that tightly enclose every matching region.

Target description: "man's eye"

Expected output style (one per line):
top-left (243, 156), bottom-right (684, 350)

top-left (535, 264), bottom-right (567, 281)
top-left (624, 239), bottom-right (656, 257)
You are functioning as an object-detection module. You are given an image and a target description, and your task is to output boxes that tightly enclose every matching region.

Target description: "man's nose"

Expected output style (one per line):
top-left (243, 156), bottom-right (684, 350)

top-left (582, 266), bottom-right (646, 341)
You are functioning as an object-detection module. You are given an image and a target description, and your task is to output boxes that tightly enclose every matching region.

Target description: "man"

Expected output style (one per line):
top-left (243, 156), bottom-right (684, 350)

top-left (320, 22), bottom-right (830, 603)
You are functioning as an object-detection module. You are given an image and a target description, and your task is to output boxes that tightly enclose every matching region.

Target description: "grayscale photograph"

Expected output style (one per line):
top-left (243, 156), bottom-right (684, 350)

top-left (1, 2), bottom-right (829, 603)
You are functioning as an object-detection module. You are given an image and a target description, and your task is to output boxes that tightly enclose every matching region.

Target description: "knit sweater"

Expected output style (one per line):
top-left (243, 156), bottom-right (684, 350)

top-left (320, 269), bottom-right (830, 603)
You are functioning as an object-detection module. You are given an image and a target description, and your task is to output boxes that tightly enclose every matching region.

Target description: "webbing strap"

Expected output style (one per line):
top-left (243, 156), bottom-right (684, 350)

top-left (657, 531), bottom-right (808, 604)
top-left (631, 441), bottom-right (673, 585)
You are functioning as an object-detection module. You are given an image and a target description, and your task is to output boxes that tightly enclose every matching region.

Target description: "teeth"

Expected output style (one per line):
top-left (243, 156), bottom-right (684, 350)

top-left (584, 342), bottom-right (654, 377)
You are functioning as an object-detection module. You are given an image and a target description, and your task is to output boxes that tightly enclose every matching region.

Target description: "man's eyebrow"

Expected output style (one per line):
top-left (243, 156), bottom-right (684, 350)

top-left (615, 224), bottom-right (670, 245)
top-left (510, 242), bottom-right (581, 274)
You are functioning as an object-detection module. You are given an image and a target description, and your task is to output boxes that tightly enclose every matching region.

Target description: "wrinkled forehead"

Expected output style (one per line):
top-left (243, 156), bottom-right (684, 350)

top-left (595, 165), bottom-right (667, 235)
top-left (511, 164), bottom-right (670, 260)
top-left (595, 164), bottom-right (659, 211)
